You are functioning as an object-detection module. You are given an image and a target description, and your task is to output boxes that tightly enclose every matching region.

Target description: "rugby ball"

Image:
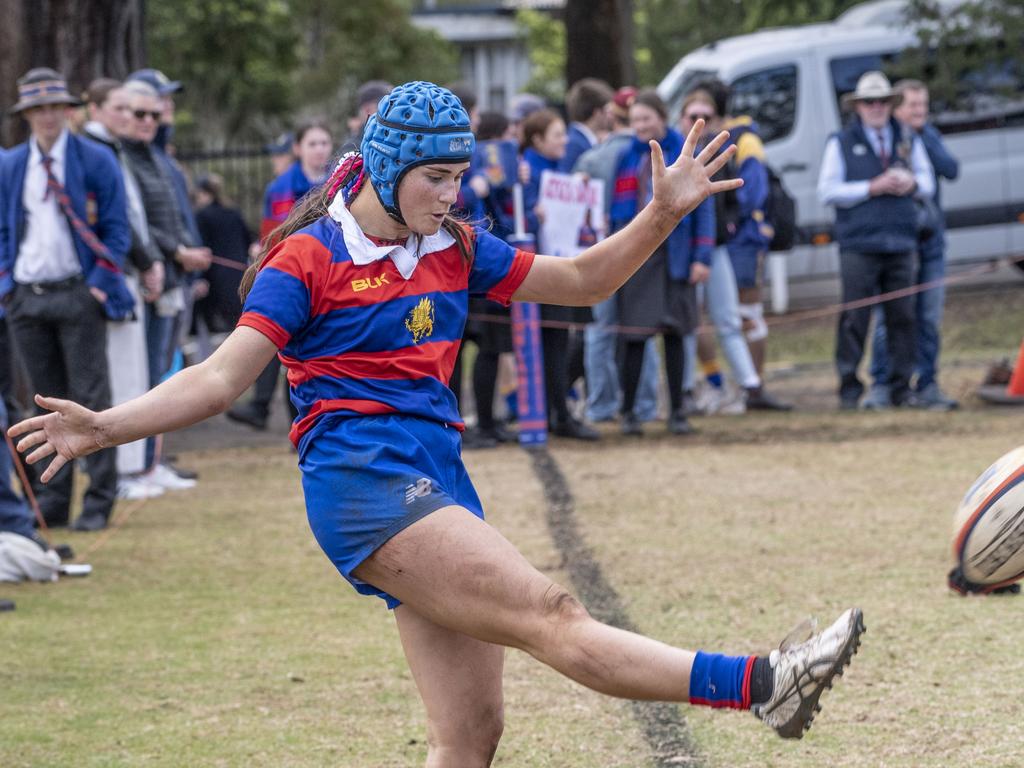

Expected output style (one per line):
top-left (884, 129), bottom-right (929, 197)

top-left (952, 446), bottom-right (1024, 589)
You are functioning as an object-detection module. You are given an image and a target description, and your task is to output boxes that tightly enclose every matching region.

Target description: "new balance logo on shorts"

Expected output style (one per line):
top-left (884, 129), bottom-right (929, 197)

top-left (405, 478), bottom-right (433, 504)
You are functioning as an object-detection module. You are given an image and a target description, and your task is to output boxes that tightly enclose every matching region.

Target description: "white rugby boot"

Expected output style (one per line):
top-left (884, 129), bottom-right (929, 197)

top-left (753, 607), bottom-right (865, 739)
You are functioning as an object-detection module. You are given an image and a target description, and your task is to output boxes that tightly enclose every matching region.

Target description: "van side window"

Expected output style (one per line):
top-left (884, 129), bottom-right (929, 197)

top-left (925, 49), bottom-right (1024, 134)
top-left (729, 65), bottom-right (798, 143)
top-left (831, 48), bottom-right (1024, 135)
top-left (829, 52), bottom-right (902, 116)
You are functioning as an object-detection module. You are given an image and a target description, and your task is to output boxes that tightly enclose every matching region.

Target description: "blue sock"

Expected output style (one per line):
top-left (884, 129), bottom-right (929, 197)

top-left (706, 371), bottom-right (724, 389)
top-left (688, 651), bottom-right (754, 709)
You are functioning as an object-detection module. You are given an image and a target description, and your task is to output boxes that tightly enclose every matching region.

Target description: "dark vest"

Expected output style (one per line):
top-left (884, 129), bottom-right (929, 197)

top-left (833, 117), bottom-right (917, 254)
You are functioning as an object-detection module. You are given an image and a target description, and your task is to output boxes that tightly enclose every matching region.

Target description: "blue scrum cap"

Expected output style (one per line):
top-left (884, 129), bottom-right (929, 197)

top-left (360, 81), bottom-right (475, 223)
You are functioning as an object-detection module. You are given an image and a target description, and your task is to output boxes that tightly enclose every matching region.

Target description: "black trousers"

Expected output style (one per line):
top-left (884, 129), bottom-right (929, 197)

top-left (541, 326), bottom-right (581, 426)
top-left (836, 250), bottom-right (915, 404)
top-left (7, 281), bottom-right (116, 525)
top-left (620, 332), bottom-right (685, 416)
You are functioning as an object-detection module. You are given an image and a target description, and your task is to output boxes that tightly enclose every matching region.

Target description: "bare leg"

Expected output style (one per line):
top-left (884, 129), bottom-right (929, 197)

top-left (396, 605), bottom-right (505, 767)
top-left (696, 328), bottom-right (718, 368)
top-left (355, 506), bottom-right (695, 701)
top-left (738, 286), bottom-right (766, 377)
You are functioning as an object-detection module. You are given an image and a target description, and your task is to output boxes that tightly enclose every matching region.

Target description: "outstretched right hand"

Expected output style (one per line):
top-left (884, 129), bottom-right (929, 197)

top-left (7, 394), bottom-right (106, 483)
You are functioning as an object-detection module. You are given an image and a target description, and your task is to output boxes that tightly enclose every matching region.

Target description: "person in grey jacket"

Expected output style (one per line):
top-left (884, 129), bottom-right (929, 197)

top-left (868, 79), bottom-right (960, 410)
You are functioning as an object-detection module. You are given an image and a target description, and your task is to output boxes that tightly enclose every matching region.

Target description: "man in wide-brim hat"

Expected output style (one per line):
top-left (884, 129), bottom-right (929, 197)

top-left (8, 68), bottom-right (82, 115)
top-left (817, 70), bottom-right (936, 412)
top-left (840, 70), bottom-right (899, 110)
top-left (0, 66), bottom-right (132, 531)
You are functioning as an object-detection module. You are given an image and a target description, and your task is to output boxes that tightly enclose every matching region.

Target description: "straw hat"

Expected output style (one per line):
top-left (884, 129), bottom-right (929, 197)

top-left (841, 71), bottom-right (897, 107)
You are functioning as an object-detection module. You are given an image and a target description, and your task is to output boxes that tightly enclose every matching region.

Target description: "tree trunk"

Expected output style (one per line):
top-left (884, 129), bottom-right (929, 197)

top-left (565, 0), bottom-right (635, 88)
top-left (2, 0), bottom-right (146, 143)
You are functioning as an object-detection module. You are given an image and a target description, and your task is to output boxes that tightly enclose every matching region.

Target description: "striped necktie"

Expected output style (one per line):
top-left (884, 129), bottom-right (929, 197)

top-left (875, 130), bottom-right (889, 169)
top-left (41, 155), bottom-right (118, 268)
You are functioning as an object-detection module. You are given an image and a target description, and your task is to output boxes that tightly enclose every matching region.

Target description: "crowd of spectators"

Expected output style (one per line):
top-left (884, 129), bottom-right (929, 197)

top-left (0, 62), bottom-right (958, 556)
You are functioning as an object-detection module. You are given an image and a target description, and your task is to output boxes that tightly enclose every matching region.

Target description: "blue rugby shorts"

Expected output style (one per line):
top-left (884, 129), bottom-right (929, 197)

top-left (299, 413), bottom-right (483, 608)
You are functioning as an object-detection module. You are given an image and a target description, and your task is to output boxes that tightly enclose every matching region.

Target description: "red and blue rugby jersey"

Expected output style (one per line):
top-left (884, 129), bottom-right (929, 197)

top-left (237, 217), bottom-right (534, 448)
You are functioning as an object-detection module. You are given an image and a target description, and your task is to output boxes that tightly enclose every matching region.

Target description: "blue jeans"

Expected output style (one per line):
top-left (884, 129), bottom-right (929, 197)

top-left (145, 305), bottom-right (176, 468)
top-left (0, 401), bottom-right (35, 539)
top-left (870, 234), bottom-right (945, 390)
top-left (685, 247), bottom-right (761, 390)
top-left (585, 296), bottom-right (659, 420)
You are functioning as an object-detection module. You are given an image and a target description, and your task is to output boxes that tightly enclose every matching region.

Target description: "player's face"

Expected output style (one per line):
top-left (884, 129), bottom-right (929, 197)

top-left (398, 162), bottom-right (471, 235)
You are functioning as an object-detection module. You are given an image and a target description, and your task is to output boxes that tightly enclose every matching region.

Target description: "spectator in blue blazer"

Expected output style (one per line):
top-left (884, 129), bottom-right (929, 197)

top-left (0, 67), bottom-right (132, 531)
top-left (558, 78), bottom-right (614, 174)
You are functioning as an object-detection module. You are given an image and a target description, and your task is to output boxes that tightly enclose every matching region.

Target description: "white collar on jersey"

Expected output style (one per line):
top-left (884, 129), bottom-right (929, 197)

top-left (327, 191), bottom-right (455, 280)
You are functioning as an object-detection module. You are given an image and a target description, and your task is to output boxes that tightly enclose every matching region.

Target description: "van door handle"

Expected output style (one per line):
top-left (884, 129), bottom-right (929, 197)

top-left (780, 162), bottom-right (807, 173)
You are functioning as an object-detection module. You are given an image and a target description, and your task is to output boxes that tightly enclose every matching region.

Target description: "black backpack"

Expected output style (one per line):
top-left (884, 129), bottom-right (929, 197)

top-left (764, 164), bottom-right (796, 252)
top-left (713, 127), bottom-right (797, 252)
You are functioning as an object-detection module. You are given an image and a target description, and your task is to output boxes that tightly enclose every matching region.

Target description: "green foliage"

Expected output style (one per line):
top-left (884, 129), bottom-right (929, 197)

top-left (632, 0), bottom-right (863, 86)
top-left (895, 1), bottom-right (1024, 117)
top-left (147, 0), bottom-right (457, 145)
top-left (148, 0), bottom-right (298, 144)
top-left (516, 9), bottom-right (567, 103)
top-left (291, 0), bottom-right (458, 128)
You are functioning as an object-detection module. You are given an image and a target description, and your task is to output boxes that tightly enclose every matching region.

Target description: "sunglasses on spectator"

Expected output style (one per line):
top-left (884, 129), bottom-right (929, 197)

top-left (133, 110), bottom-right (162, 121)
top-left (684, 112), bottom-right (714, 121)
top-left (861, 98), bottom-right (889, 106)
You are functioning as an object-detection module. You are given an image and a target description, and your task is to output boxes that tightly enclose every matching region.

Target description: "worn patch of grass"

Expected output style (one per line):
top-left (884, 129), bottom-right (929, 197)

top-left (0, 446), bottom-right (647, 767)
top-left (558, 400), bottom-right (1024, 767)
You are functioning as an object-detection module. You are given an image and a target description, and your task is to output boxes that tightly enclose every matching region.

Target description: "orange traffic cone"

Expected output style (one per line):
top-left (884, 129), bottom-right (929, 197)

top-left (1007, 336), bottom-right (1024, 397)
top-left (979, 337), bottom-right (1024, 404)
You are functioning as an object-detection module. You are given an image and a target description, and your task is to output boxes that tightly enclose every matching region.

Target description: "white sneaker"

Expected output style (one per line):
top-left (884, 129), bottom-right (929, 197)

top-left (714, 386), bottom-right (747, 416)
top-left (693, 383), bottom-right (723, 415)
top-left (145, 463), bottom-right (198, 491)
top-left (117, 476), bottom-right (165, 500)
top-left (753, 608), bottom-right (865, 739)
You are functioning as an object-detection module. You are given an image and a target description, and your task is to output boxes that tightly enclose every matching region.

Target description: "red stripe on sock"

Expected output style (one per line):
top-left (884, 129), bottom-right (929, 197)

top-left (741, 655), bottom-right (756, 710)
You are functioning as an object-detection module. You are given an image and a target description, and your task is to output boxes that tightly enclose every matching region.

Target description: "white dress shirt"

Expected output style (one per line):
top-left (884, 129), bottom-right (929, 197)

top-left (15, 129), bottom-right (82, 284)
top-left (817, 122), bottom-right (935, 209)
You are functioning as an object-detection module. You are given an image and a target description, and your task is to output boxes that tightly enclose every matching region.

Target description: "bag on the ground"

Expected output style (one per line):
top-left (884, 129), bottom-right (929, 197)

top-left (0, 532), bottom-right (60, 583)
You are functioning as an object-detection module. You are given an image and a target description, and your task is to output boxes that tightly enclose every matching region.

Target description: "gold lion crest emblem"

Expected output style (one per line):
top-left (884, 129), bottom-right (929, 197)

top-left (404, 297), bottom-right (435, 344)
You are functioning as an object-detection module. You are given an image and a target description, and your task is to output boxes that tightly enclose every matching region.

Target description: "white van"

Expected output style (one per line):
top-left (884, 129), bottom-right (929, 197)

top-left (657, 0), bottom-right (1024, 295)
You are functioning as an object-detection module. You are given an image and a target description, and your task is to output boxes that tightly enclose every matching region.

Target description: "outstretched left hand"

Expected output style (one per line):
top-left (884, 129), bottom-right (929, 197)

top-left (649, 119), bottom-right (742, 222)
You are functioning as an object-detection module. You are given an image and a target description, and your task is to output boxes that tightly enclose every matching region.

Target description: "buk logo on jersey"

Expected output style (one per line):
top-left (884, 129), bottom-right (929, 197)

top-left (405, 297), bottom-right (435, 344)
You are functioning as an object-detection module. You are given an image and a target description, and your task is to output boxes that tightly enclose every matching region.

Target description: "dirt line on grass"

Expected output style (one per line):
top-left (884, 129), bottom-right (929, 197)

top-left (528, 447), bottom-right (704, 768)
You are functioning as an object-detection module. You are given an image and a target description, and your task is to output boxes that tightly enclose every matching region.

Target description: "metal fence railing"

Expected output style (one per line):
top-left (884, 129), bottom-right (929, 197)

top-left (175, 145), bottom-right (274, 233)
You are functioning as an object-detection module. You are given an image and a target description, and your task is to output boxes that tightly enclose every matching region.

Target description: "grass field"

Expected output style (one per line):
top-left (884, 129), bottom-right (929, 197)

top-left (1, 283), bottom-right (1023, 767)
